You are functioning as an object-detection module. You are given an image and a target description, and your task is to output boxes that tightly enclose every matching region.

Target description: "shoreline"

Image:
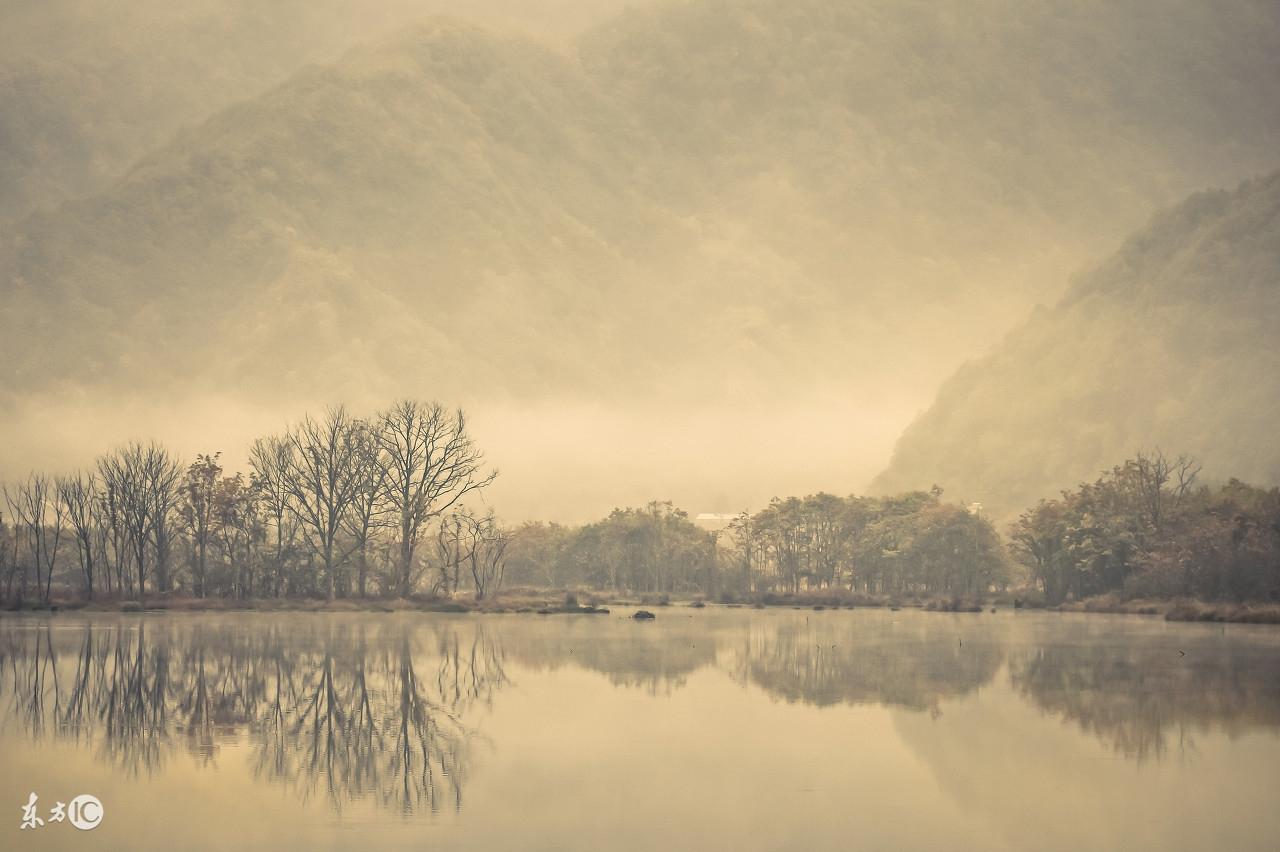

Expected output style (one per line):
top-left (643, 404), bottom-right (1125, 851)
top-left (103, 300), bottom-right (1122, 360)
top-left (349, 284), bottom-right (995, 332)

top-left (3, 591), bottom-right (1279, 624)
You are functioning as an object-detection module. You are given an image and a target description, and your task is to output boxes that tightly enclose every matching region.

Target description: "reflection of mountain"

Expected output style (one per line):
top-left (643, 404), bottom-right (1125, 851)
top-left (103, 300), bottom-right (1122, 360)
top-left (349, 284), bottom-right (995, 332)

top-left (892, 676), bottom-right (1280, 852)
top-left (1009, 634), bottom-right (1280, 761)
top-left (888, 619), bottom-right (1280, 850)
top-left (0, 618), bottom-right (506, 813)
top-left (731, 618), bottom-right (1003, 712)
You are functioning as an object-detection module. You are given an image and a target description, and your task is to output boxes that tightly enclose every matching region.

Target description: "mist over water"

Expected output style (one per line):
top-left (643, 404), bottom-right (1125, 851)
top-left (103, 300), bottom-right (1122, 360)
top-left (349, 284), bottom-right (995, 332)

top-left (3, 609), bottom-right (1279, 851)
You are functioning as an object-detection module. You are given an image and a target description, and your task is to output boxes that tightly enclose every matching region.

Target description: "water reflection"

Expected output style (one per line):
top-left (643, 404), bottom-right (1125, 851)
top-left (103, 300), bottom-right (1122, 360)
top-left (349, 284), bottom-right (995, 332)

top-left (729, 618), bottom-right (1004, 714)
top-left (3, 611), bottom-right (1280, 822)
top-left (0, 618), bottom-right (506, 814)
top-left (1008, 628), bottom-right (1280, 761)
top-left (506, 617), bottom-right (722, 694)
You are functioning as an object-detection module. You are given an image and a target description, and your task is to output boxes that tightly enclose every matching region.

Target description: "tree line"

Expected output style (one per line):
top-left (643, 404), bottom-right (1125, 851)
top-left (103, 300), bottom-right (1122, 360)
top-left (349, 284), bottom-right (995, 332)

top-left (3, 417), bottom-right (1278, 606)
top-left (505, 454), bottom-right (1277, 605)
top-left (1, 400), bottom-right (502, 604)
top-left (503, 491), bottom-right (1010, 600)
top-left (1010, 451), bottom-right (1280, 605)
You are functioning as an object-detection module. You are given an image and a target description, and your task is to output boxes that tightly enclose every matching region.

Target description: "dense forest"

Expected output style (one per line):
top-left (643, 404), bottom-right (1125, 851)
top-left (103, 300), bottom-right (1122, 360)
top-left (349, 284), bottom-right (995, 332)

top-left (3, 401), bottom-right (1277, 608)
top-left (1011, 453), bottom-right (1280, 605)
top-left (503, 494), bottom-right (1008, 600)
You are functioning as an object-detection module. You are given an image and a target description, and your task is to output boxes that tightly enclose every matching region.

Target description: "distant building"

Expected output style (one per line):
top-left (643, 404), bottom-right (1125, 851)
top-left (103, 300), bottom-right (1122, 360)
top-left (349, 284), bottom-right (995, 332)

top-left (693, 512), bottom-right (739, 532)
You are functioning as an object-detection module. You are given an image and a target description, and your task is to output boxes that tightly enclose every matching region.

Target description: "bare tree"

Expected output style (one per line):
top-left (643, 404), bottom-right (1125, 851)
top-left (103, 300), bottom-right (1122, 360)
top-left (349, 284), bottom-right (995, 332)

top-left (97, 473), bottom-right (127, 595)
top-left (344, 419), bottom-right (390, 597)
top-left (151, 455), bottom-right (183, 594)
top-left (4, 473), bottom-right (64, 603)
top-left (249, 435), bottom-right (298, 596)
top-left (281, 407), bottom-right (363, 600)
top-left (462, 512), bottom-right (509, 602)
top-left (97, 442), bottom-right (181, 601)
top-left (435, 512), bottom-right (470, 596)
top-left (1127, 450), bottom-right (1202, 533)
top-left (215, 472), bottom-right (260, 597)
top-left (179, 454), bottom-right (223, 598)
top-left (57, 472), bottom-right (100, 598)
top-left (1, 509), bottom-right (24, 601)
top-left (726, 510), bottom-right (758, 594)
top-left (430, 510), bottom-right (509, 600)
top-left (377, 401), bottom-right (495, 598)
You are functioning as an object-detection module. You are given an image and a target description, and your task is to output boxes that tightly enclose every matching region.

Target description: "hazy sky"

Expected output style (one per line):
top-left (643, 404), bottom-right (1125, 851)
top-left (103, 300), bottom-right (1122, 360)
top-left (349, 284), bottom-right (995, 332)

top-left (3, 0), bottom-right (1277, 521)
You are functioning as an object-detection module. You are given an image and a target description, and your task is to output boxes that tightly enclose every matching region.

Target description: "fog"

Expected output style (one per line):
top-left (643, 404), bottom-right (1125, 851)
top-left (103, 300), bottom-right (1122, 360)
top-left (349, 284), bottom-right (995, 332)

top-left (4, 612), bottom-right (1280, 850)
top-left (1, 390), bottom-right (914, 522)
top-left (2, 0), bottom-right (1278, 523)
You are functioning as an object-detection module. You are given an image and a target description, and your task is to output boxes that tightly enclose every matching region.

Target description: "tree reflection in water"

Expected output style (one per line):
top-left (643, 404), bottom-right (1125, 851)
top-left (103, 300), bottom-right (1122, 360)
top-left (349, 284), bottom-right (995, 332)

top-left (729, 617), bottom-right (1005, 715)
top-left (4, 611), bottom-right (1280, 809)
top-left (1009, 635), bottom-right (1280, 762)
top-left (506, 618), bottom-right (723, 696)
top-left (0, 618), bottom-right (506, 814)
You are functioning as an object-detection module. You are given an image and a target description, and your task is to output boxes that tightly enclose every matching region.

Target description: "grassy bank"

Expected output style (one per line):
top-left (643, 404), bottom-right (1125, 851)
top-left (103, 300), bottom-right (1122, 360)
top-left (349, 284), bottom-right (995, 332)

top-left (1056, 593), bottom-right (1280, 624)
top-left (0, 589), bottom-right (613, 615)
top-left (4, 589), bottom-right (1278, 624)
top-left (710, 589), bottom-right (1006, 613)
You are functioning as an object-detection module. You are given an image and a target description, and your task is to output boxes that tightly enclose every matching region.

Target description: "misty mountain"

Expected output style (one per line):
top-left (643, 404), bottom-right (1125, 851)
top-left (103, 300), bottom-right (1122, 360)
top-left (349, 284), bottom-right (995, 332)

top-left (4, 20), bottom-right (691, 400)
top-left (581, 0), bottom-right (1280, 289)
top-left (7, 1), bottom-right (1279, 396)
top-left (3, 0), bottom-right (1279, 517)
top-left (0, 0), bottom-right (635, 226)
top-left (872, 171), bottom-right (1280, 517)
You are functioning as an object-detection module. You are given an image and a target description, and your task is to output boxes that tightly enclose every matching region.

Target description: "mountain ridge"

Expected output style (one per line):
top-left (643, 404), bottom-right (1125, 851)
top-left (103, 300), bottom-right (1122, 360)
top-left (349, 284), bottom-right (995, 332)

top-left (3, 0), bottom-right (1279, 518)
top-left (872, 170), bottom-right (1280, 517)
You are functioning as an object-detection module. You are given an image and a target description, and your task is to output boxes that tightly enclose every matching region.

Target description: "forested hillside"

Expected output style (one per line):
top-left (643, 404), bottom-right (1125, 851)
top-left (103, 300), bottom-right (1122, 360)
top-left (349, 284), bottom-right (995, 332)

top-left (582, 0), bottom-right (1280, 303)
top-left (0, 0), bottom-right (634, 225)
top-left (874, 172), bottom-right (1280, 516)
top-left (3, 0), bottom-right (1279, 515)
top-left (4, 21), bottom-right (683, 399)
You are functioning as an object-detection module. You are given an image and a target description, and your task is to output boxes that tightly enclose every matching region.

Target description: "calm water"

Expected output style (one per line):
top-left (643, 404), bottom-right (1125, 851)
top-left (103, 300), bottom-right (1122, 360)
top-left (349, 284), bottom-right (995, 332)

top-left (2, 608), bottom-right (1279, 851)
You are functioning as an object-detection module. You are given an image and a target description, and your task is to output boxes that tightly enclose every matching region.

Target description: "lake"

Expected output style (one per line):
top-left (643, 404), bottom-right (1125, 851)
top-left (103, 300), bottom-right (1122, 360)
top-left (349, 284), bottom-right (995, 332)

top-left (2, 608), bottom-right (1279, 851)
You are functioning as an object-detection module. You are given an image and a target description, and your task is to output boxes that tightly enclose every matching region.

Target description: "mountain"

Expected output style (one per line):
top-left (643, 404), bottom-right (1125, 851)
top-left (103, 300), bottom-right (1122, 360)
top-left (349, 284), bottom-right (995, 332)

top-left (872, 172), bottom-right (1280, 517)
top-left (581, 0), bottom-right (1280, 291)
top-left (0, 0), bottom-right (635, 226)
top-left (3, 20), bottom-right (678, 399)
top-left (3, 0), bottom-right (1279, 518)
